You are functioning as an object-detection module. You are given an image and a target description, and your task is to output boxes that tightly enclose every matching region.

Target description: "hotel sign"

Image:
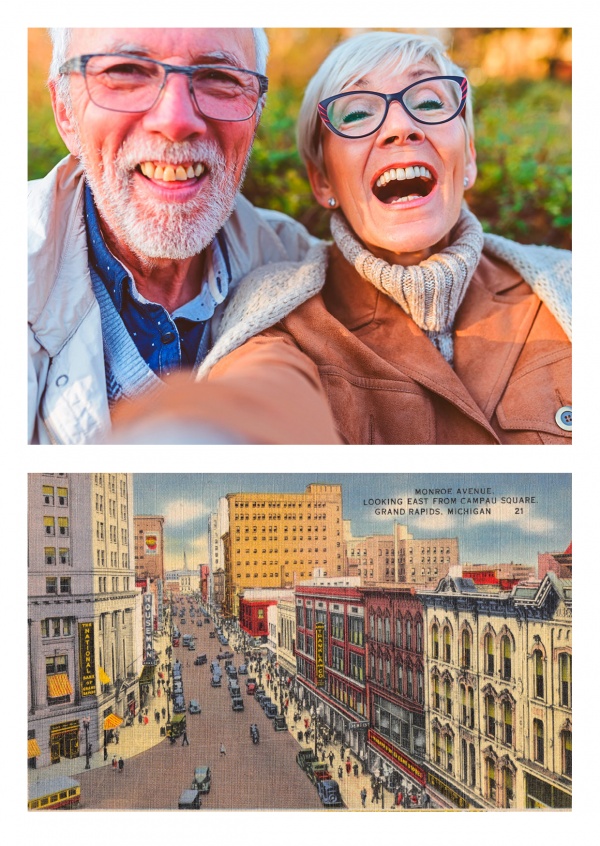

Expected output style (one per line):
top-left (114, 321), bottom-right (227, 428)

top-left (78, 622), bottom-right (96, 696)
top-left (315, 622), bottom-right (325, 687)
top-left (143, 593), bottom-right (155, 665)
top-left (145, 533), bottom-right (158, 554)
top-left (368, 729), bottom-right (426, 785)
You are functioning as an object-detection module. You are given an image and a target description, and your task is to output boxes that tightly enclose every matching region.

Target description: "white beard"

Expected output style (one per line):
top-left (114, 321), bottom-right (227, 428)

top-left (77, 134), bottom-right (251, 261)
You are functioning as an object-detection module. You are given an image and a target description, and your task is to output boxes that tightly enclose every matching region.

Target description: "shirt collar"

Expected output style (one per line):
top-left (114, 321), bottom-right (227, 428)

top-left (84, 183), bottom-right (230, 319)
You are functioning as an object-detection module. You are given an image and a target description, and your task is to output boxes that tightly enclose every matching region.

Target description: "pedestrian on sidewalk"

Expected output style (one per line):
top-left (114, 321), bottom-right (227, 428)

top-left (328, 751), bottom-right (334, 769)
top-left (115, 728), bottom-right (120, 745)
top-left (338, 765), bottom-right (343, 780)
top-left (182, 730), bottom-right (189, 746)
top-left (346, 757), bottom-right (352, 775)
top-left (220, 743), bottom-right (226, 756)
top-left (162, 707), bottom-right (166, 719)
top-left (360, 787), bottom-right (367, 808)
top-left (118, 757), bottom-right (124, 774)
top-left (155, 710), bottom-right (160, 724)
top-left (144, 714), bottom-right (149, 726)
top-left (112, 755), bottom-right (117, 771)
top-left (353, 762), bottom-right (359, 777)
top-left (138, 712), bottom-right (143, 725)
top-left (104, 745), bottom-right (108, 761)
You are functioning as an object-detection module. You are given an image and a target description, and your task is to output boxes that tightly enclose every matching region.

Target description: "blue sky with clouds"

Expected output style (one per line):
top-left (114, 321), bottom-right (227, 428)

top-left (133, 473), bottom-right (570, 572)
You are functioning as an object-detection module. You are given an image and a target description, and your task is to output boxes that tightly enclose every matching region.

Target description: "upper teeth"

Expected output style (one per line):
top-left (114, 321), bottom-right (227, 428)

top-left (375, 166), bottom-right (432, 188)
top-left (140, 162), bottom-right (205, 182)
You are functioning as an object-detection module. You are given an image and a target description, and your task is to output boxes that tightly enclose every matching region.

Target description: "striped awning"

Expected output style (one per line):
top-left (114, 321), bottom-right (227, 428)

top-left (28, 739), bottom-right (41, 758)
top-left (47, 673), bottom-right (73, 698)
top-left (103, 713), bottom-right (123, 730)
top-left (99, 667), bottom-right (110, 684)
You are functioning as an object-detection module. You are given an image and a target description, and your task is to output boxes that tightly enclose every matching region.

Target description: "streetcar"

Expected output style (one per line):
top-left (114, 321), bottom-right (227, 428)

top-left (28, 777), bottom-right (81, 810)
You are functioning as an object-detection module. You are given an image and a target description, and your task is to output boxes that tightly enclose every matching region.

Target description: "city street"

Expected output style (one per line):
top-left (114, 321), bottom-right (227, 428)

top-left (73, 613), bottom-right (323, 810)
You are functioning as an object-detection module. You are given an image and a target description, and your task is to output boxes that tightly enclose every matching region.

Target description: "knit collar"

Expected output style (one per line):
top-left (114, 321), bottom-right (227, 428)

top-left (330, 207), bottom-right (484, 364)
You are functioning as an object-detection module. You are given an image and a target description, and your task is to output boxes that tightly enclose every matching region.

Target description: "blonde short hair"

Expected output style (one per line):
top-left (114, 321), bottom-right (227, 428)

top-left (297, 30), bottom-right (473, 172)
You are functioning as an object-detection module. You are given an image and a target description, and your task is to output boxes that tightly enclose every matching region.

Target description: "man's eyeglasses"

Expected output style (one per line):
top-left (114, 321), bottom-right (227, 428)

top-left (318, 76), bottom-right (468, 139)
top-left (59, 53), bottom-right (269, 122)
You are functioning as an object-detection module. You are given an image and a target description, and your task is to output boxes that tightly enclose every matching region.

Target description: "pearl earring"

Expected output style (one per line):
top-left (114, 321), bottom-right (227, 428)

top-left (328, 197), bottom-right (337, 208)
top-left (463, 177), bottom-right (469, 188)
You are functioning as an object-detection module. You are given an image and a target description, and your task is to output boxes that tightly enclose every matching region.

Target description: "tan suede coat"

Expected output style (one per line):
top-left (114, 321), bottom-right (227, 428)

top-left (209, 244), bottom-right (571, 445)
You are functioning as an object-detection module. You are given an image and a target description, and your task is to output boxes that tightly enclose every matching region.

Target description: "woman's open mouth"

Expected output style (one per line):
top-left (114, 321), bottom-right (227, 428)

top-left (372, 165), bottom-right (435, 204)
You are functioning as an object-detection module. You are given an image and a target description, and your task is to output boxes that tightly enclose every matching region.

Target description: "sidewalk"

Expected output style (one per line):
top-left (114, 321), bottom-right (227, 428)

top-left (29, 629), bottom-right (172, 787)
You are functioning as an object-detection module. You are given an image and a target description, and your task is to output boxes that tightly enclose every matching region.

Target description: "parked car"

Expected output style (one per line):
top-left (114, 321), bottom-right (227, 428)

top-left (260, 696), bottom-right (272, 709)
top-left (245, 676), bottom-right (256, 687)
top-left (246, 682), bottom-right (256, 695)
top-left (296, 748), bottom-right (319, 773)
top-left (210, 675), bottom-right (222, 687)
top-left (178, 789), bottom-right (201, 809)
top-left (231, 696), bottom-right (244, 711)
top-left (188, 642), bottom-right (196, 651)
top-left (194, 654), bottom-right (207, 666)
top-left (192, 766), bottom-right (211, 793)
top-left (228, 683), bottom-right (241, 698)
top-left (273, 715), bottom-right (287, 731)
top-left (317, 779), bottom-right (344, 808)
top-left (226, 667), bottom-right (237, 679)
top-left (308, 762), bottom-right (332, 784)
top-left (264, 702), bottom-right (278, 719)
top-left (254, 686), bottom-right (265, 698)
top-left (188, 699), bottom-right (201, 714)
top-left (173, 696), bottom-right (186, 713)
top-left (238, 664), bottom-right (248, 675)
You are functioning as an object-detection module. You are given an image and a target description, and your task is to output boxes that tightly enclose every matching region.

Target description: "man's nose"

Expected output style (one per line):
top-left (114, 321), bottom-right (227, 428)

top-left (142, 71), bottom-right (207, 141)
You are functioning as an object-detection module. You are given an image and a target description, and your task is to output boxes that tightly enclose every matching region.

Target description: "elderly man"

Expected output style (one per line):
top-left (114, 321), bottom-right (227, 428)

top-left (29, 28), bottom-right (338, 444)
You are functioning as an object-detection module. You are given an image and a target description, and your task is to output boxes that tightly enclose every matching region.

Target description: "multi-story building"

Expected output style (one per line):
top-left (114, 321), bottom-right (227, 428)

top-left (165, 553), bottom-right (200, 595)
top-left (419, 571), bottom-right (572, 810)
top-left (361, 586), bottom-right (427, 794)
top-left (295, 581), bottom-right (368, 760)
top-left (28, 473), bottom-right (142, 769)
top-left (238, 588), bottom-right (293, 640)
top-left (345, 524), bottom-right (458, 585)
top-left (276, 597), bottom-right (297, 681)
top-left (537, 543), bottom-right (572, 580)
top-left (220, 484), bottom-right (343, 615)
top-left (133, 515), bottom-right (165, 581)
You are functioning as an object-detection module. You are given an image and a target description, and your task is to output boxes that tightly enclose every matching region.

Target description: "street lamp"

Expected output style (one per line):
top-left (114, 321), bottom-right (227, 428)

top-left (82, 716), bottom-right (91, 769)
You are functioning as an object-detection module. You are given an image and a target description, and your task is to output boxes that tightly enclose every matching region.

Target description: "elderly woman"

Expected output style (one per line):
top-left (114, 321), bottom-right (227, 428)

top-left (115, 31), bottom-right (571, 445)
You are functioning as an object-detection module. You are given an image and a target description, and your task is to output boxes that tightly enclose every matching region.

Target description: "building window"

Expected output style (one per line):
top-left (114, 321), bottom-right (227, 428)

top-left (397, 662), bottom-right (403, 694)
top-left (377, 617), bottom-right (383, 642)
top-left (444, 679), bottom-right (452, 716)
top-left (396, 616), bottom-right (403, 647)
top-left (533, 719), bottom-right (544, 765)
top-left (484, 632), bottom-right (494, 675)
top-left (469, 743), bottom-right (476, 788)
top-left (59, 577), bottom-right (71, 594)
top-left (417, 669), bottom-right (424, 705)
top-left (534, 650), bottom-right (545, 699)
top-left (58, 517), bottom-right (69, 536)
top-left (561, 730), bottom-right (572, 778)
top-left (559, 653), bottom-right (572, 707)
top-left (59, 548), bottom-right (70, 566)
top-left (461, 629), bottom-right (471, 669)
top-left (416, 620), bottom-right (422, 653)
top-left (406, 619), bottom-right (412, 650)
top-left (433, 676), bottom-right (440, 710)
top-left (384, 617), bottom-right (391, 644)
top-left (348, 616), bottom-right (363, 646)
top-left (406, 666), bottom-right (413, 699)
top-left (433, 728), bottom-right (441, 765)
top-left (332, 645), bottom-right (344, 672)
top-left (57, 487), bottom-right (68, 506)
top-left (331, 613), bottom-right (344, 641)
top-left (45, 547), bottom-right (56, 566)
top-left (485, 694), bottom-right (496, 738)
top-left (43, 485), bottom-right (54, 505)
top-left (503, 767), bottom-right (514, 809)
top-left (305, 607), bottom-right (313, 629)
top-left (41, 619), bottom-right (50, 638)
top-left (446, 734), bottom-right (454, 774)
top-left (349, 652), bottom-right (364, 682)
top-left (503, 700), bottom-right (513, 746)
top-left (443, 626), bottom-right (451, 663)
top-left (46, 577), bottom-right (57, 594)
top-left (44, 516), bottom-right (55, 536)
top-left (486, 758), bottom-right (497, 802)
top-left (432, 624), bottom-right (439, 659)
top-left (385, 658), bottom-right (391, 688)
top-left (461, 738), bottom-right (468, 783)
top-left (501, 635), bottom-right (512, 680)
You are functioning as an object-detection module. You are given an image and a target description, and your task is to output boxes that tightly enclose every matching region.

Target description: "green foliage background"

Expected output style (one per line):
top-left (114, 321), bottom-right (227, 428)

top-left (29, 52), bottom-right (571, 250)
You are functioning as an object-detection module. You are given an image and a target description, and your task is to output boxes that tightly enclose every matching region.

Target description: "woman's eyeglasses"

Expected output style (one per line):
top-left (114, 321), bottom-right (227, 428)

top-left (318, 75), bottom-right (468, 139)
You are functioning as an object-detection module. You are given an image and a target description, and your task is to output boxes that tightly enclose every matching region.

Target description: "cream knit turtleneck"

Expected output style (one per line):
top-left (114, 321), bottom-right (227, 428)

top-left (330, 206), bottom-right (485, 364)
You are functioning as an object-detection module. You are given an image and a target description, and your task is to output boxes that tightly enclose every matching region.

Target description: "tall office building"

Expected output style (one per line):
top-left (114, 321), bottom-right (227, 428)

top-left (221, 484), bottom-right (343, 615)
top-left (28, 473), bottom-right (142, 769)
top-left (133, 515), bottom-right (165, 581)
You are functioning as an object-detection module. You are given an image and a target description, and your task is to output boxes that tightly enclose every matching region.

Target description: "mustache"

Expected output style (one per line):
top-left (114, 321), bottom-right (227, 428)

top-left (113, 138), bottom-right (227, 172)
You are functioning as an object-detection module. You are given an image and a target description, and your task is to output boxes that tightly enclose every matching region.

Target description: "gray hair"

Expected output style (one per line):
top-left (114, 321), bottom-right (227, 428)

top-left (297, 30), bottom-right (474, 173)
top-left (49, 27), bottom-right (270, 110)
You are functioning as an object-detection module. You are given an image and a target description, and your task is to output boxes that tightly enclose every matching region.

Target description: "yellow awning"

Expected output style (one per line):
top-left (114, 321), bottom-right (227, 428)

top-left (28, 739), bottom-right (41, 758)
top-left (139, 664), bottom-right (155, 684)
top-left (99, 667), bottom-right (110, 684)
top-left (103, 713), bottom-right (123, 730)
top-left (47, 673), bottom-right (73, 698)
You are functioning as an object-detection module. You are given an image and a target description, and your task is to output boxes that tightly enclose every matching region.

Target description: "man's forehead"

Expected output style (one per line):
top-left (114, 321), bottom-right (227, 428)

top-left (69, 28), bottom-right (256, 67)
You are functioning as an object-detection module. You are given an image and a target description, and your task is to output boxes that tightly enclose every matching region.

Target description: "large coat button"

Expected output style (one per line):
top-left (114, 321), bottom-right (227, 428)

top-left (555, 406), bottom-right (572, 431)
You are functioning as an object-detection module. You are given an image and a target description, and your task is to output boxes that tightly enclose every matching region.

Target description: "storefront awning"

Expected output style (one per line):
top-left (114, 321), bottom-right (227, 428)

top-left (28, 739), bottom-right (41, 758)
top-left (47, 673), bottom-right (73, 698)
top-left (99, 667), bottom-right (110, 684)
top-left (139, 664), bottom-right (155, 684)
top-left (103, 713), bottom-right (123, 730)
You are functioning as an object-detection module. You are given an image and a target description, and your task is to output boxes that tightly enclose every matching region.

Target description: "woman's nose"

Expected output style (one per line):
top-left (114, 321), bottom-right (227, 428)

top-left (375, 99), bottom-right (426, 146)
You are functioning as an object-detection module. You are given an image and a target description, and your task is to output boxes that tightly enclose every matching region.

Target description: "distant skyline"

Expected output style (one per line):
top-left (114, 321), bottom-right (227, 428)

top-left (133, 473), bottom-right (570, 573)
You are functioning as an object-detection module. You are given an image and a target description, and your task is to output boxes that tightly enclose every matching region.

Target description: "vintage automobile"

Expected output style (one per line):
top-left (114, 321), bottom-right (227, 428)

top-left (173, 695), bottom-right (186, 713)
top-left (246, 682), bottom-right (256, 695)
top-left (192, 766), bottom-right (212, 793)
top-left (188, 699), bottom-right (201, 714)
top-left (231, 696), bottom-right (244, 711)
top-left (308, 762), bottom-right (332, 784)
top-left (209, 632), bottom-right (216, 639)
top-left (194, 654), bottom-right (207, 666)
top-left (264, 702), bottom-right (279, 719)
top-left (316, 779), bottom-right (344, 808)
top-left (210, 675), bottom-right (222, 688)
top-left (273, 715), bottom-right (287, 731)
top-left (166, 714), bottom-right (186, 738)
top-left (178, 789), bottom-right (201, 809)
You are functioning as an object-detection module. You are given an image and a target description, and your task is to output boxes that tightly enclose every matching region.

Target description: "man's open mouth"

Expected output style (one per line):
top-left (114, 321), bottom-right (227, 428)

top-left (372, 165), bottom-right (435, 204)
top-left (138, 162), bottom-right (206, 182)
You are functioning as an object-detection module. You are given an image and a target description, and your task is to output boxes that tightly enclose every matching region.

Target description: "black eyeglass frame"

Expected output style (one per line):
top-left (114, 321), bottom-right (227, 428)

top-left (59, 53), bottom-right (269, 121)
top-left (317, 75), bottom-right (468, 139)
